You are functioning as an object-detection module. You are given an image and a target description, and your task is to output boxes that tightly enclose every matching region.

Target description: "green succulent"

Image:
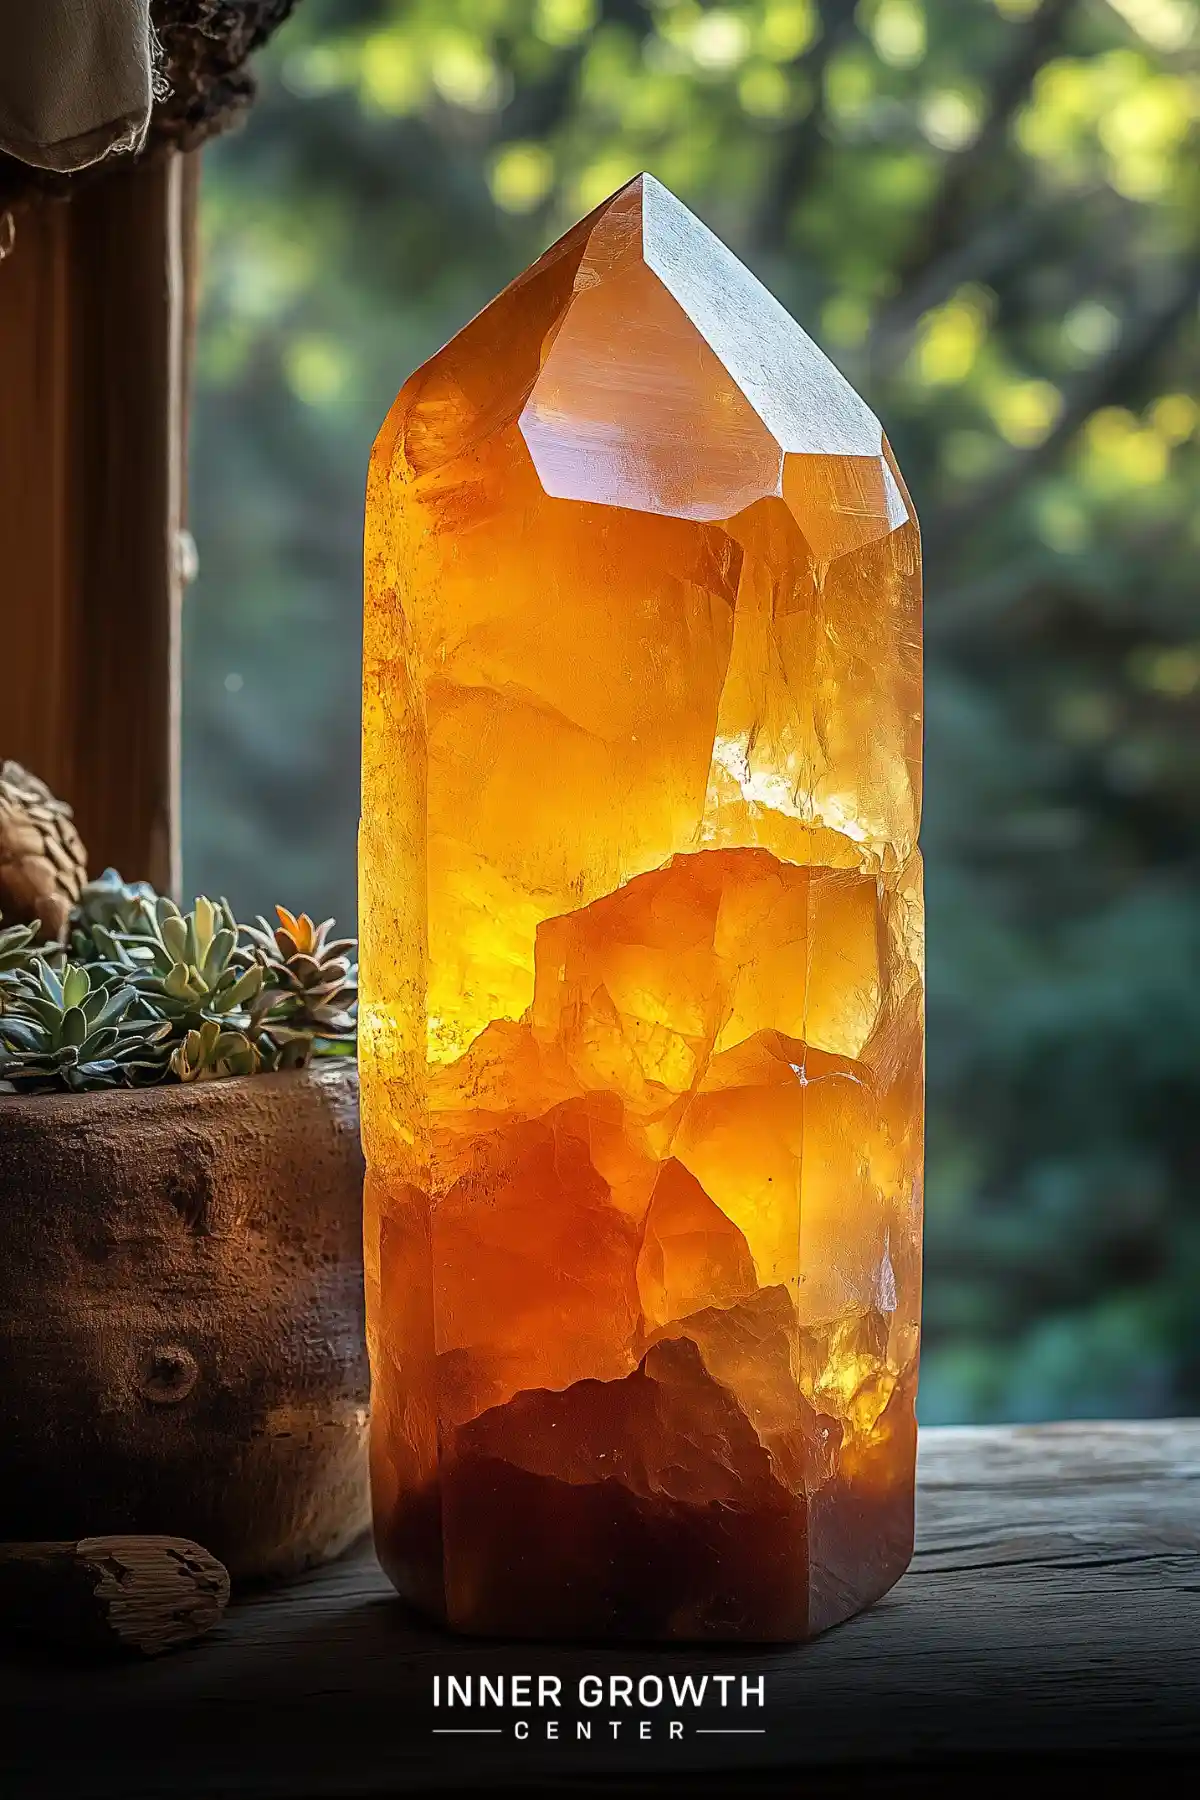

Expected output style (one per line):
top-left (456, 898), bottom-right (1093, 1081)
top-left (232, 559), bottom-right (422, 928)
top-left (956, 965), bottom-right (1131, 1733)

top-left (0, 914), bottom-right (62, 1025)
top-left (170, 1019), bottom-right (261, 1083)
top-left (118, 895), bottom-right (264, 1029)
top-left (2, 875), bottom-right (358, 1097)
top-left (0, 960), bottom-right (171, 1094)
top-left (69, 867), bottom-right (158, 959)
top-left (0, 916), bottom-right (41, 981)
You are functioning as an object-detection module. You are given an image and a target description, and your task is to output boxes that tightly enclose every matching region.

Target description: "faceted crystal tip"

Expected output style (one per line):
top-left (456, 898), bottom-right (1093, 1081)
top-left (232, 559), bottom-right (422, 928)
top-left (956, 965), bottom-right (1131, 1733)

top-left (516, 172), bottom-right (906, 552)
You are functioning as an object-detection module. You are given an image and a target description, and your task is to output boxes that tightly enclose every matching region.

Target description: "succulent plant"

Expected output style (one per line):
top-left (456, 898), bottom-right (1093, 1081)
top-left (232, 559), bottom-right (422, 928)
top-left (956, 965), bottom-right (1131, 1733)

top-left (0, 959), bottom-right (171, 1094)
top-left (70, 866), bottom-right (158, 959)
top-left (0, 915), bottom-right (41, 982)
top-left (119, 895), bottom-right (265, 1030)
top-left (170, 1019), bottom-right (261, 1083)
top-left (1, 863), bottom-right (357, 1097)
top-left (243, 907), bottom-right (357, 1067)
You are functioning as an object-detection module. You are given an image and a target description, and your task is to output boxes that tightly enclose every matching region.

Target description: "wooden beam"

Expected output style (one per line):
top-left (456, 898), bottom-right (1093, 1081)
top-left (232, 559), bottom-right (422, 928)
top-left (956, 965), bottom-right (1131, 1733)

top-left (0, 152), bottom-right (193, 896)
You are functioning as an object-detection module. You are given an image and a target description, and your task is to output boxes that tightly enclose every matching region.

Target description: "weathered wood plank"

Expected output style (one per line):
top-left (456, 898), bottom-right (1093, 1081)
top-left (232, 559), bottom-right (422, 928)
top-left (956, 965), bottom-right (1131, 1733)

top-left (0, 1421), bottom-right (1195, 1796)
top-left (0, 155), bottom-right (190, 894)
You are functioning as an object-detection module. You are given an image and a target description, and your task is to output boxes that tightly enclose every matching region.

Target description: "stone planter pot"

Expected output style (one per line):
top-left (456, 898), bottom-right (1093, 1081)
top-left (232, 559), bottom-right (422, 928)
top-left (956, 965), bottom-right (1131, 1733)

top-left (0, 1060), bottom-right (369, 1580)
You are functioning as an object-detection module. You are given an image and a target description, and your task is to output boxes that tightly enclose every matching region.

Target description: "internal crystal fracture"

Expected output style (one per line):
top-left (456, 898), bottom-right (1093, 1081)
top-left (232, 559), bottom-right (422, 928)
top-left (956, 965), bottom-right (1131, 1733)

top-left (361, 174), bottom-right (923, 1642)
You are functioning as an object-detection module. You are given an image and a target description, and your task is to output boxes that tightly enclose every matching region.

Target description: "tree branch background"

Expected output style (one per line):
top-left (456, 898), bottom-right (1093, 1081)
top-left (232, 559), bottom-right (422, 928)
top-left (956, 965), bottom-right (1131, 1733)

top-left (185, 0), bottom-right (1200, 1424)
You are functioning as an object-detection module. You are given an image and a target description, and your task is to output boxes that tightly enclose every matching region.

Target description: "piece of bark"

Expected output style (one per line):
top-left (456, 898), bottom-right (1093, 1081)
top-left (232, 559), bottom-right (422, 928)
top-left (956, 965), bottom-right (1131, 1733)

top-left (0, 1535), bottom-right (229, 1657)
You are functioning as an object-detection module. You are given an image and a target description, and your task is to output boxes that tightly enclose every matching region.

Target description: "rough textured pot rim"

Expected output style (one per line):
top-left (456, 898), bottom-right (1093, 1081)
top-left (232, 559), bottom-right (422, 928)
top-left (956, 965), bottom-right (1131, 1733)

top-left (0, 1056), bottom-right (359, 1121)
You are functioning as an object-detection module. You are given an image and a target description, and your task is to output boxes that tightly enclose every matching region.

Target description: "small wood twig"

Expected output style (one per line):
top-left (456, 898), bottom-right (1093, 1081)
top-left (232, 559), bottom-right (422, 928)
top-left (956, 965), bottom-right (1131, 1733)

top-left (0, 1536), bottom-right (229, 1658)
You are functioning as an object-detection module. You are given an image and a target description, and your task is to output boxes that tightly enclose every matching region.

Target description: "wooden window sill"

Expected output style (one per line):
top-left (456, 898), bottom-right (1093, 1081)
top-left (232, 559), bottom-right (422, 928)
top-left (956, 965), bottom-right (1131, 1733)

top-left (0, 1419), bottom-right (1195, 1794)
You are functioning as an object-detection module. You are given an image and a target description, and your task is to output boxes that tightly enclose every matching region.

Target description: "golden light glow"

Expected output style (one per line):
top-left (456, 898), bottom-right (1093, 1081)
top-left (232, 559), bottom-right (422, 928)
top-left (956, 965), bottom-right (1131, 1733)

top-left (362, 174), bottom-right (923, 1641)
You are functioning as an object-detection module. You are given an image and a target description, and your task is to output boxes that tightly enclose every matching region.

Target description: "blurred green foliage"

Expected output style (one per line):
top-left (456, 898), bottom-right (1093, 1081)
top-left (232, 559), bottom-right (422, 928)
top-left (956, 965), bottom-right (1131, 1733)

top-left (185, 0), bottom-right (1200, 1423)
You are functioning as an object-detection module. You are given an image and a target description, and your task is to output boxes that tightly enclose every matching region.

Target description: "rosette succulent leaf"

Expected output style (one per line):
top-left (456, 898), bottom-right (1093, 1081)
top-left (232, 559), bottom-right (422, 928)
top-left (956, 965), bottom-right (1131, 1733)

top-left (0, 959), bottom-right (172, 1093)
top-left (243, 907), bottom-right (357, 1060)
top-left (170, 1018), bottom-right (261, 1083)
top-left (130, 895), bottom-right (264, 1027)
top-left (0, 915), bottom-right (41, 987)
top-left (71, 866), bottom-right (158, 948)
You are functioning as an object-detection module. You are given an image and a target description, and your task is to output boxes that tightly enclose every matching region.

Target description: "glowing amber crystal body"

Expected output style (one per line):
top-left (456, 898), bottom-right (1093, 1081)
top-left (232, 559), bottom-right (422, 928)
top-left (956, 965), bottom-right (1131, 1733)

top-left (362, 176), bottom-right (923, 1642)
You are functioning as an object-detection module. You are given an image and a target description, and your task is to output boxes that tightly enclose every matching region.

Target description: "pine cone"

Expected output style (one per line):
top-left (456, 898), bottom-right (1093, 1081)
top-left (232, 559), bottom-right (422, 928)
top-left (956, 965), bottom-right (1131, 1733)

top-left (0, 763), bottom-right (89, 943)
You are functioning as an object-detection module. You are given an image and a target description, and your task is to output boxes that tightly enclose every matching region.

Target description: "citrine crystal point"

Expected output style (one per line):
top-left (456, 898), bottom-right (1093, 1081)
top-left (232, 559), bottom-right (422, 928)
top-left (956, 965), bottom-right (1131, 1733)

top-left (518, 171), bottom-right (895, 533)
top-left (363, 175), bottom-right (923, 1642)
